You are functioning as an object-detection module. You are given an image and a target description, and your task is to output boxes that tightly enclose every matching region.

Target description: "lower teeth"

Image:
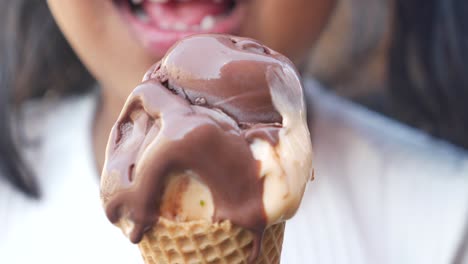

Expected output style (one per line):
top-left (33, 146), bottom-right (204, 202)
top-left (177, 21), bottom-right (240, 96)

top-left (129, 0), bottom-right (235, 31)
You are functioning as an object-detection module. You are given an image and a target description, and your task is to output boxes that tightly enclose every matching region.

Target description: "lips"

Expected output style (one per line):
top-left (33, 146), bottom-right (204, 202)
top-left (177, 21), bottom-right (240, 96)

top-left (114, 0), bottom-right (244, 57)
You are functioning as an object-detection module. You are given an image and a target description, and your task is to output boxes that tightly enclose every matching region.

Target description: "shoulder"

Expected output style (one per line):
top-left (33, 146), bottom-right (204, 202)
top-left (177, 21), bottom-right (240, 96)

top-left (19, 91), bottom-right (99, 169)
top-left (303, 77), bottom-right (468, 169)
top-left (288, 78), bottom-right (468, 263)
top-left (21, 91), bottom-right (98, 136)
top-left (0, 90), bottom-right (99, 239)
top-left (0, 176), bottom-right (34, 248)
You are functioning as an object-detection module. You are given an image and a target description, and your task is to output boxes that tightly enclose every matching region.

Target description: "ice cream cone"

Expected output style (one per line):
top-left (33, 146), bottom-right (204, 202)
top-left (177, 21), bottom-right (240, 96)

top-left (101, 35), bottom-right (313, 264)
top-left (133, 217), bottom-right (285, 264)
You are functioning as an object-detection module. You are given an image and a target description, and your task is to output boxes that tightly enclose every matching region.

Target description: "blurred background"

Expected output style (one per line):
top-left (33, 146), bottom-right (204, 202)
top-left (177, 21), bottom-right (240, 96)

top-left (309, 0), bottom-right (391, 112)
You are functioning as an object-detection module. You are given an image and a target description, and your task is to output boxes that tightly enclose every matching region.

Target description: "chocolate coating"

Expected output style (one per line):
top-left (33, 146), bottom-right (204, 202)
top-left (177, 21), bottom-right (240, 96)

top-left (102, 81), bottom-right (264, 242)
top-left (143, 35), bottom-right (293, 125)
top-left (101, 34), bottom-right (303, 262)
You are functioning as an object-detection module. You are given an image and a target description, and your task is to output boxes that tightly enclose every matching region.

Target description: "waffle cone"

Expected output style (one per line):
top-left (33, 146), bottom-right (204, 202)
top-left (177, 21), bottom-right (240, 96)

top-left (136, 217), bottom-right (285, 264)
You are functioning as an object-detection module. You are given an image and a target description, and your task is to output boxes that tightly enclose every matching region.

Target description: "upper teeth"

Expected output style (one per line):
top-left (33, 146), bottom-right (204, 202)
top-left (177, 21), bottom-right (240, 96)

top-left (132, 0), bottom-right (226, 4)
top-left (156, 15), bottom-right (217, 32)
top-left (200, 15), bottom-right (216, 30)
top-left (130, 0), bottom-right (227, 32)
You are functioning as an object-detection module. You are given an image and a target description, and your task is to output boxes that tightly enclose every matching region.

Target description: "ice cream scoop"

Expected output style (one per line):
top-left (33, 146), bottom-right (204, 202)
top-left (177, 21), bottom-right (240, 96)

top-left (100, 34), bottom-right (313, 263)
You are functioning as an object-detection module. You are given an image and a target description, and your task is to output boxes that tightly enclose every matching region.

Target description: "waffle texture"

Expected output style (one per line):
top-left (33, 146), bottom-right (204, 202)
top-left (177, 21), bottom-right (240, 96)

top-left (137, 217), bottom-right (285, 264)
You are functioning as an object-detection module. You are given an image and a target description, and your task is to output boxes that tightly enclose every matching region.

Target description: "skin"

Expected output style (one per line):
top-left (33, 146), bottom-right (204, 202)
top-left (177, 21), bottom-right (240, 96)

top-left (46, 0), bottom-right (337, 170)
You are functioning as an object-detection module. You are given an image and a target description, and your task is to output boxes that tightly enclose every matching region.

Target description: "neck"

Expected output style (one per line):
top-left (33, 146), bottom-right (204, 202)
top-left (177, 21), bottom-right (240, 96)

top-left (93, 87), bottom-right (126, 174)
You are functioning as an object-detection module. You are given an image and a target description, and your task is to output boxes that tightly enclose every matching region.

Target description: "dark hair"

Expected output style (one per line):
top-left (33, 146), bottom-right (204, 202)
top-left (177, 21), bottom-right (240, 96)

top-left (0, 1), bottom-right (94, 198)
top-left (390, 1), bottom-right (468, 259)
top-left (389, 0), bottom-right (468, 149)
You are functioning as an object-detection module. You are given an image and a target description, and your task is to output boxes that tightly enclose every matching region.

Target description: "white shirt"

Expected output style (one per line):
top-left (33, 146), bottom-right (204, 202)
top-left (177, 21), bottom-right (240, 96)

top-left (1, 80), bottom-right (467, 263)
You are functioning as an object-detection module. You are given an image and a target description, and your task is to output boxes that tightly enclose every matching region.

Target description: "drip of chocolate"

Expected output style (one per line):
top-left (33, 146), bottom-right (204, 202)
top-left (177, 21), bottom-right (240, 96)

top-left (101, 34), bottom-right (302, 262)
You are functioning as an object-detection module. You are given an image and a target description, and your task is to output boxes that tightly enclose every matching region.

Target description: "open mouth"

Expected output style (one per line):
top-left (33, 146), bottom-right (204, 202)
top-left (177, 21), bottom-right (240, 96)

top-left (114, 0), bottom-right (244, 56)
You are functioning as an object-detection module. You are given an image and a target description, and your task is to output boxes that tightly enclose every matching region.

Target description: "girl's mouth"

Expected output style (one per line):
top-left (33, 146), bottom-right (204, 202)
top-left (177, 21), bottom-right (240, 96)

top-left (114, 0), bottom-right (244, 57)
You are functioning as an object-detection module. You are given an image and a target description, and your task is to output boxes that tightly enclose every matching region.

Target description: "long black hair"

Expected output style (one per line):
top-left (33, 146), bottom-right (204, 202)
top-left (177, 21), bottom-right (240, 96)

top-left (389, 0), bottom-right (468, 149)
top-left (0, 1), bottom-right (94, 198)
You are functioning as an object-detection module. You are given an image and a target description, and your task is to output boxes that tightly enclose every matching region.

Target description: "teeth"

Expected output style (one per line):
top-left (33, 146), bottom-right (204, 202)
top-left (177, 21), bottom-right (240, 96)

top-left (200, 15), bottom-right (215, 30)
top-left (159, 21), bottom-right (171, 30)
top-left (174, 22), bottom-right (188, 31)
top-left (134, 0), bottom-right (225, 4)
top-left (159, 21), bottom-right (190, 31)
